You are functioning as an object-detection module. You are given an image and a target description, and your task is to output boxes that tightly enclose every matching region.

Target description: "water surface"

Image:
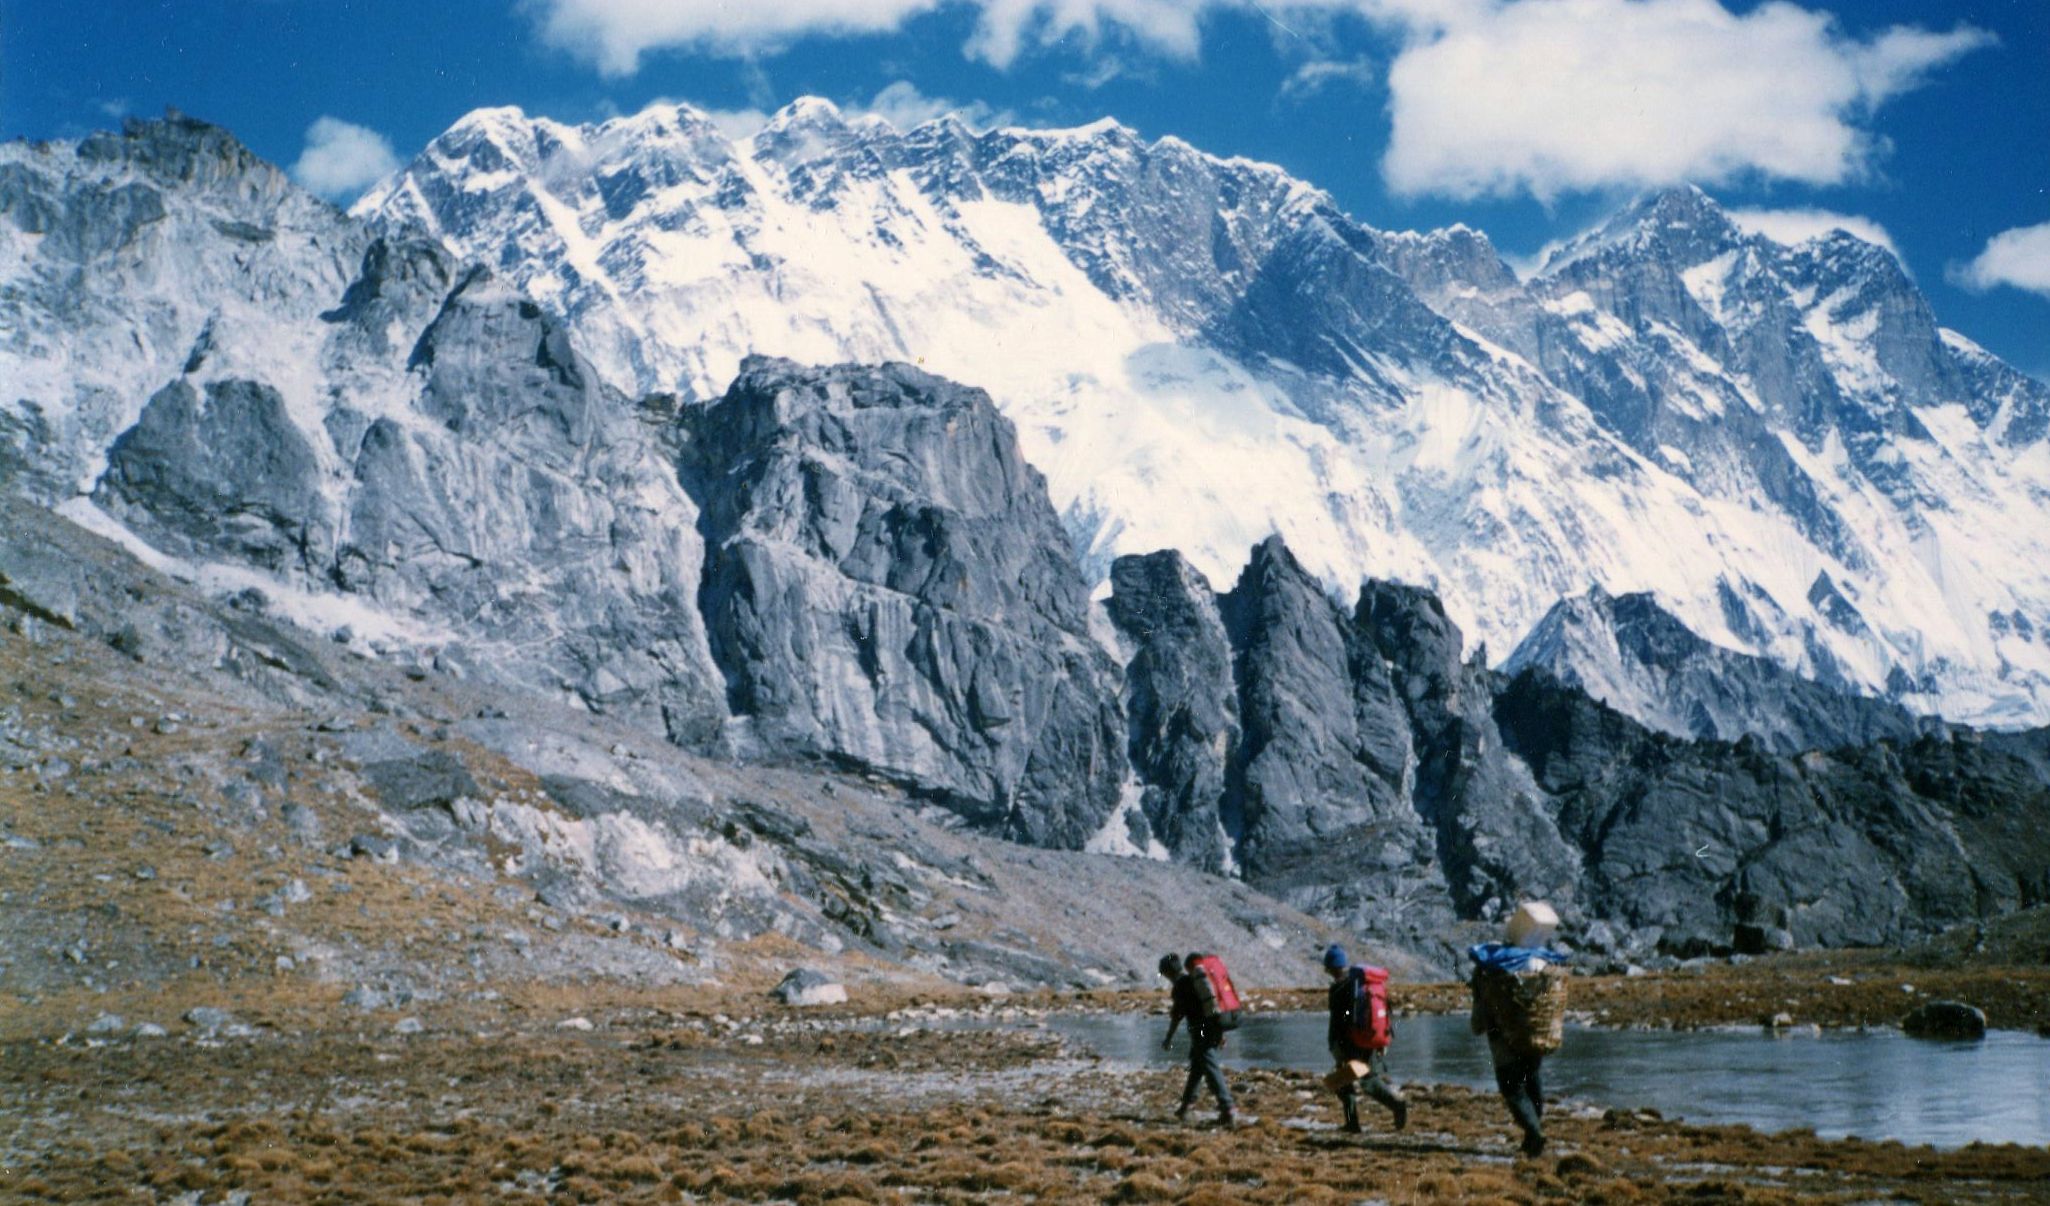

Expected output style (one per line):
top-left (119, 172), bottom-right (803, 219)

top-left (1048, 1011), bottom-right (2050, 1149)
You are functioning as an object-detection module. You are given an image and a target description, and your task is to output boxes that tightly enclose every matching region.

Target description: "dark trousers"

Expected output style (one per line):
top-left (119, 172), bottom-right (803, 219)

top-left (1180, 1035), bottom-right (1233, 1114)
top-left (1334, 1045), bottom-right (1405, 1125)
top-left (1487, 1037), bottom-right (1545, 1139)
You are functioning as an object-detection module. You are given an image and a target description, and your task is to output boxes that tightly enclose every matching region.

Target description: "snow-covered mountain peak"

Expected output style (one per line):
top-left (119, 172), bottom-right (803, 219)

top-left (1537, 184), bottom-right (1737, 275)
top-left (334, 102), bottom-right (2050, 728)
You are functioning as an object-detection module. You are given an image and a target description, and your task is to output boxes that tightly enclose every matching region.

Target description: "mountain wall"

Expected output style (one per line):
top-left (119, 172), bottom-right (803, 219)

top-left (5, 112), bottom-right (2048, 966)
top-left (359, 99), bottom-right (2050, 729)
top-left (1111, 543), bottom-right (2050, 958)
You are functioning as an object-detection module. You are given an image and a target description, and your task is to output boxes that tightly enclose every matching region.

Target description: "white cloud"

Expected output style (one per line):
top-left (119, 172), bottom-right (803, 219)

top-left (290, 117), bottom-right (402, 202)
top-left (856, 80), bottom-right (1015, 130)
top-left (1729, 208), bottom-right (1899, 257)
top-left (964, 0), bottom-right (1210, 67)
top-left (534, 0), bottom-right (945, 74)
top-left (1380, 0), bottom-right (1993, 201)
top-left (1951, 222), bottom-right (2050, 299)
top-left (1279, 57), bottom-right (1375, 102)
top-left (531, 0), bottom-right (1240, 72)
top-left (525, 1), bottom-right (1991, 202)
top-left (699, 106), bottom-right (773, 141)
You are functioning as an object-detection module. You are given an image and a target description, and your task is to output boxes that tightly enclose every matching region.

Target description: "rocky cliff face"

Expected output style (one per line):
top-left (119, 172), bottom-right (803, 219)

top-left (1106, 550), bottom-right (1239, 872)
top-left (1110, 537), bottom-right (2049, 960)
top-left (676, 358), bottom-right (1126, 848)
top-left (1495, 669), bottom-right (2050, 954)
top-left (1107, 541), bottom-right (1576, 955)
top-left (1506, 586), bottom-right (1933, 754)
top-left (361, 99), bottom-right (2050, 730)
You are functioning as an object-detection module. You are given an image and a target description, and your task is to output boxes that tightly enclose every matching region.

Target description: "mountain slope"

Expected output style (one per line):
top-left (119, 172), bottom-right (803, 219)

top-left (5, 113), bottom-right (2048, 964)
top-left (358, 101), bottom-right (2050, 729)
top-left (1505, 586), bottom-right (1934, 753)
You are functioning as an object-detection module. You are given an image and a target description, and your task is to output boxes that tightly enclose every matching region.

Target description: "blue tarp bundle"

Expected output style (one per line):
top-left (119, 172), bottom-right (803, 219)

top-left (1468, 941), bottom-right (1571, 973)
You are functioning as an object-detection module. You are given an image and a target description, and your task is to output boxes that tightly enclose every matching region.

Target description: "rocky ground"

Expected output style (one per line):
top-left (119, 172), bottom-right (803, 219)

top-left (7, 993), bottom-right (2050, 1204)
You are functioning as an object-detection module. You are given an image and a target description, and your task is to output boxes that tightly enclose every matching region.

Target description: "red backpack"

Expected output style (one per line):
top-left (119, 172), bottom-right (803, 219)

top-left (1187, 954), bottom-right (1244, 1030)
top-left (1344, 965), bottom-right (1392, 1050)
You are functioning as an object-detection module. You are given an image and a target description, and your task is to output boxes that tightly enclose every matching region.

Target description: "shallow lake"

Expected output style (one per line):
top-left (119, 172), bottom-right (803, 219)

top-left (1047, 1011), bottom-right (2050, 1149)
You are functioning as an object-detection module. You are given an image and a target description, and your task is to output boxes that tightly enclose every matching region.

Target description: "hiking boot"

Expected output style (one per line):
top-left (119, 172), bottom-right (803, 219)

top-left (1391, 1100), bottom-right (1409, 1132)
top-left (1217, 1110), bottom-right (1239, 1128)
top-left (1520, 1130), bottom-right (1547, 1157)
top-left (1340, 1118), bottom-right (1362, 1135)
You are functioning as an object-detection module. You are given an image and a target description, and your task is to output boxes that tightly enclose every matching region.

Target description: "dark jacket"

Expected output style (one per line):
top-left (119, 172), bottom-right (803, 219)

top-left (1328, 972), bottom-right (1354, 1052)
top-left (1469, 970), bottom-right (1495, 1037)
top-left (1171, 974), bottom-right (1221, 1045)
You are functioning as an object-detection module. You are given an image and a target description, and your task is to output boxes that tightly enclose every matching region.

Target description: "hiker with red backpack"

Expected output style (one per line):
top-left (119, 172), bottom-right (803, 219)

top-left (1320, 944), bottom-right (1409, 1134)
top-left (1158, 951), bottom-right (1241, 1126)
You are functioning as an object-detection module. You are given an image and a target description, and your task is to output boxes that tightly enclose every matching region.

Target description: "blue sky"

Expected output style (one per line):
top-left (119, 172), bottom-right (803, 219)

top-left (3, 0), bottom-right (2044, 375)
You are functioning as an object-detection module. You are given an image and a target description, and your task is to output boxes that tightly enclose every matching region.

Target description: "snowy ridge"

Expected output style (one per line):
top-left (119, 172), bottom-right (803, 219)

top-left (354, 99), bottom-right (2050, 727)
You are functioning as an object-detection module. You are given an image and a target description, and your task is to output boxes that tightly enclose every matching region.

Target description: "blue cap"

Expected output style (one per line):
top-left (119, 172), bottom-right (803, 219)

top-left (1322, 944), bottom-right (1349, 971)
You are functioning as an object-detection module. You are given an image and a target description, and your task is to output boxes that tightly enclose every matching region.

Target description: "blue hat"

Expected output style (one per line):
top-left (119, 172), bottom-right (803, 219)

top-left (1321, 944), bottom-right (1349, 971)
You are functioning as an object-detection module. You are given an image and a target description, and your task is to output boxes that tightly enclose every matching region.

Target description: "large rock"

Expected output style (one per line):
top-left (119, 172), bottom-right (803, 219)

top-left (1106, 550), bottom-right (1238, 870)
top-left (1353, 579), bottom-right (1582, 920)
top-left (1901, 1000), bottom-right (1987, 1040)
top-left (678, 357), bottom-right (1126, 848)
top-left (331, 267), bottom-right (730, 747)
top-left (772, 968), bottom-right (848, 1007)
top-left (1213, 537), bottom-right (1410, 886)
top-left (98, 378), bottom-right (323, 570)
top-left (0, 115), bottom-right (732, 748)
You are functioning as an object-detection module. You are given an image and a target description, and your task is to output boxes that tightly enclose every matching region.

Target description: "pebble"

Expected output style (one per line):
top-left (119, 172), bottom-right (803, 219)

top-left (184, 1006), bottom-right (234, 1031)
top-left (86, 1013), bottom-right (126, 1034)
top-left (558, 1016), bottom-right (595, 1031)
top-left (394, 1017), bottom-right (424, 1035)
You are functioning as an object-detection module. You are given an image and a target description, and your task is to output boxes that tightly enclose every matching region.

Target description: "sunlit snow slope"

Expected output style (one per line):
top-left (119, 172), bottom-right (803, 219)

top-left (353, 98), bottom-right (2048, 729)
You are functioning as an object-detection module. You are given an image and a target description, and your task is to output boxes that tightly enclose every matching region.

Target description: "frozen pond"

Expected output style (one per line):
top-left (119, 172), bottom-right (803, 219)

top-left (1048, 1011), bottom-right (2050, 1149)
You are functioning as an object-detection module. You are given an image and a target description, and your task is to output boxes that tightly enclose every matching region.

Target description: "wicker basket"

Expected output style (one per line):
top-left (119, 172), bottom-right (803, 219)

top-left (1478, 964), bottom-right (1568, 1056)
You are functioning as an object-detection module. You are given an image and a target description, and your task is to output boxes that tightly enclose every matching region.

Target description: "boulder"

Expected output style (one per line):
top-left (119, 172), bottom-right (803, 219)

top-left (1901, 1000), bottom-right (1987, 1040)
top-left (772, 968), bottom-right (848, 1007)
top-left (678, 358), bottom-right (1126, 848)
top-left (183, 1006), bottom-right (234, 1032)
top-left (1732, 923), bottom-right (1796, 955)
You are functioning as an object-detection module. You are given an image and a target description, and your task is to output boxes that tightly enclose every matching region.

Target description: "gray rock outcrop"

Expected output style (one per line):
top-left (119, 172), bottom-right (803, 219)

top-left (1106, 550), bottom-right (1238, 870)
top-left (677, 358), bottom-right (1126, 848)
top-left (1494, 667), bottom-right (2050, 953)
top-left (1110, 535), bottom-right (2050, 961)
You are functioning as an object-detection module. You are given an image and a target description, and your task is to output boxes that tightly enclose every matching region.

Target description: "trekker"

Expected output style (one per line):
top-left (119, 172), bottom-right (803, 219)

top-left (1159, 952), bottom-right (1238, 1125)
top-left (1321, 944), bottom-right (1408, 1134)
top-left (1468, 902), bottom-right (1570, 1157)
